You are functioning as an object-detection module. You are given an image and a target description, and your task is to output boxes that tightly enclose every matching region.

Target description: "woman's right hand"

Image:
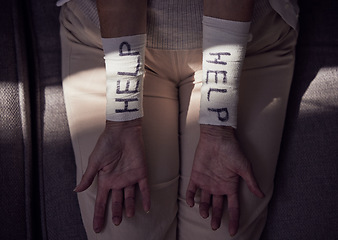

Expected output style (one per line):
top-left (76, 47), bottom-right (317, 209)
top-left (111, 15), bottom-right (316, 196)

top-left (74, 118), bottom-right (150, 233)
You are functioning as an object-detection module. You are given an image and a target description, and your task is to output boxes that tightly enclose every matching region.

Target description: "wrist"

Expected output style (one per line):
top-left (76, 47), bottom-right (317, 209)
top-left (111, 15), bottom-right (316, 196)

top-left (105, 118), bottom-right (142, 130)
top-left (200, 124), bottom-right (236, 139)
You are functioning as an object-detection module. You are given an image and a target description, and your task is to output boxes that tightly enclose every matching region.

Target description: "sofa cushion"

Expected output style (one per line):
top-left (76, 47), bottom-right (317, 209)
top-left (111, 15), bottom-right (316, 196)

top-left (261, 0), bottom-right (338, 239)
top-left (27, 0), bottom-right (87, 239)
top-left (0, 1), bottom-right (32, 239)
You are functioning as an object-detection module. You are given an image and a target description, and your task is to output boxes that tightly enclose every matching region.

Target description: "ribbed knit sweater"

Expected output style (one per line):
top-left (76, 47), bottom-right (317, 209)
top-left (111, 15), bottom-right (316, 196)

top-left (57, 0), bottom-right (298, 50)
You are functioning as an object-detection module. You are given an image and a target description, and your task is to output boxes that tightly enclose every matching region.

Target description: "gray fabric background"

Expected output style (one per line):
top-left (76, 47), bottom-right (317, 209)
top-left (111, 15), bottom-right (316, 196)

top-left (26, 0), bottom-right (87, 239)
top-left (261, 0), bottom-right (338, 239)
top-left (0, 1), bottom-right (33, 239)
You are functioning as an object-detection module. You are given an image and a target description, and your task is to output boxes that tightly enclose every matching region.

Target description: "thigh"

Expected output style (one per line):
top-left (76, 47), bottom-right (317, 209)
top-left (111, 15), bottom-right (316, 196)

top-left (60, 4), bottom-right (180, 240)
top-left (177, 11), bottom-right (298, 240)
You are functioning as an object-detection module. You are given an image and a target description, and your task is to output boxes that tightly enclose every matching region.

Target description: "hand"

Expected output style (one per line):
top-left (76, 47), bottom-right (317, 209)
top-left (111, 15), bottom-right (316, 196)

top-left (186, 124), bottom-right (264, 236)
top-left (74, 119), bottom-right (150, 233)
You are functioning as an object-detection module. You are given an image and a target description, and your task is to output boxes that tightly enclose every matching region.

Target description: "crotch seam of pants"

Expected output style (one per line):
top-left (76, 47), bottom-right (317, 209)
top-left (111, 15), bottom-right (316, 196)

top-left (150, 176), bottom-right (179, 191)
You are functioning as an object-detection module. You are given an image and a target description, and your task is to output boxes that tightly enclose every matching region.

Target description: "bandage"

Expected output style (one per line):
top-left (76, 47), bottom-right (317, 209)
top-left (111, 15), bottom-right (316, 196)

top-left (102, 34), bottom-right (146, 121)
top-left (199, 16), bottom-right (251, 128)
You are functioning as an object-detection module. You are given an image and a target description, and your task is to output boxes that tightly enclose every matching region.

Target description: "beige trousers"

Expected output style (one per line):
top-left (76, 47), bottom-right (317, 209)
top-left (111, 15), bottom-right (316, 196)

top-left (60, 2), bottom-right (297, 240)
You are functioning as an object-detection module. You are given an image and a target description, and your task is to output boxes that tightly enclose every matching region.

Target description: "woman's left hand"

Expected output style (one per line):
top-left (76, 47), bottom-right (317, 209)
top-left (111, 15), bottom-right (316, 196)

top-left (186, 124), bottom-right (264, 236)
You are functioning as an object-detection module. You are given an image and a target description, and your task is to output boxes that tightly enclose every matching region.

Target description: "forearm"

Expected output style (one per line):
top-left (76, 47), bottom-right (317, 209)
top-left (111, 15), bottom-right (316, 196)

top-left (200, 0), bottom-right (255, 127)
top-left (204, 0), bottom-right (255, 21)
top-left (96, 0), bottom-right (147, 38)
top-left (97, 0), bottom-right (148, 122)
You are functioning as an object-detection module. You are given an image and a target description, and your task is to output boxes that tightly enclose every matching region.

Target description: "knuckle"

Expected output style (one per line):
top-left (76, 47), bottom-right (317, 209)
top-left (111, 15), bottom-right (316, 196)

top-left (95, 203), bottom-right (106, 213)
top-left (125, 196), bottom-right (135, 201)
top-left (112, 201), bottom-right (123, 209)
top-left (200, 202), bottom-right (210, 208)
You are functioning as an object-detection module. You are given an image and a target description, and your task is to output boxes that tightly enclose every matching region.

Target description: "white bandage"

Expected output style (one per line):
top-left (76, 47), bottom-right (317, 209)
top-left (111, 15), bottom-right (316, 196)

top-left (102, 34), bottom-right (146, 121)
top-left (199, 16), bottom-right (251, 128)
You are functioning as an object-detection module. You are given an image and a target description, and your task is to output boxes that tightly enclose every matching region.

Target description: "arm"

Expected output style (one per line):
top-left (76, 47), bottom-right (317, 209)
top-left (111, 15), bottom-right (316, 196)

top-left (97, 0), bottom-right (147, 37)
top-left (74, 0), bottom-right (150, 233)
top-left (204, 0), bottom-right (254, 21)
top-left (200, 0), bottom-right (254, 128)
top-left (187, 0), bottom-right (264, 236)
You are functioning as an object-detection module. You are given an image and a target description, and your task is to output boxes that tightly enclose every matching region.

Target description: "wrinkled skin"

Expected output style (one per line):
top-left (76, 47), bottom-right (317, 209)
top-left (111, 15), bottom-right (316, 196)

top-left (74, 120), bottom-right (263, 236)
top-left (74, 119), bottom-right (150, 233)
top-left (186, 124), bottom-right (264, 236)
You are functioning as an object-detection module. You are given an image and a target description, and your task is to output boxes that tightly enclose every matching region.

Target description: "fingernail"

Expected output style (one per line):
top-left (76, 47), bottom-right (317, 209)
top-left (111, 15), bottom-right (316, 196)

top-left (113, 217), bottom-right (121, 226)
top-left (211, 223), bottom-right (220, 231)
top-left (229, 229), bottom-right (237, 237)
top-left (93, 224), bottom-right (101, 233)
top-left (73, 186), bottom-right (78, 192)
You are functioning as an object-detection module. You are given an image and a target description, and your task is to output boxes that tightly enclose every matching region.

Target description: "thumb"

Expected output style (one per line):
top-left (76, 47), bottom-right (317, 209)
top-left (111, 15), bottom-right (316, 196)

top-left (238, 163), bottom-right (265, 199)
top-left (74, 160), bottom-right (100, 192)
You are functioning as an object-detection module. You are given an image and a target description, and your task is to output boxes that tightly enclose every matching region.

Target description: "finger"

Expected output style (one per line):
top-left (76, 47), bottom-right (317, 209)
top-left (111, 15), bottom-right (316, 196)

top-left (138, 178), bottom-right (151, 213)
top-left (238, 163), bottom-right (265, 199)
top-left (227, 193), bottom-right (240, 237)
top-left (211, 195), bottom-right (224, 231)
top-left (93, 184), bottom-right (109, 233)
top-left (199, 190), bottom-right (211, 219)
top-left (124, 185), bottom-right (135, 218)
top-left (74, 160), bottom-right (100, 193)
top-left (186, 180), bottom-right (198, 207)
top-left (112, 189), bottom-right (123, 226)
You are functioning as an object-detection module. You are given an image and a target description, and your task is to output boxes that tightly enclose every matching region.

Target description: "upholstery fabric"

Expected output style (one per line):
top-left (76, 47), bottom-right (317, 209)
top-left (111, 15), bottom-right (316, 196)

top-left (0, 1), bottom-right (33, 239)
top-left (261, 0), bottom-right (338, 239)
top-left (26, 0), bottom-right (87, 239)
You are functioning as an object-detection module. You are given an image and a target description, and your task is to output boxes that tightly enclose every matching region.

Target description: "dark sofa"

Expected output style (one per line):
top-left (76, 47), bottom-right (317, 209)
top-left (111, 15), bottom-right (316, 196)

top-left (1, 0), bottom-right (337, 239)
